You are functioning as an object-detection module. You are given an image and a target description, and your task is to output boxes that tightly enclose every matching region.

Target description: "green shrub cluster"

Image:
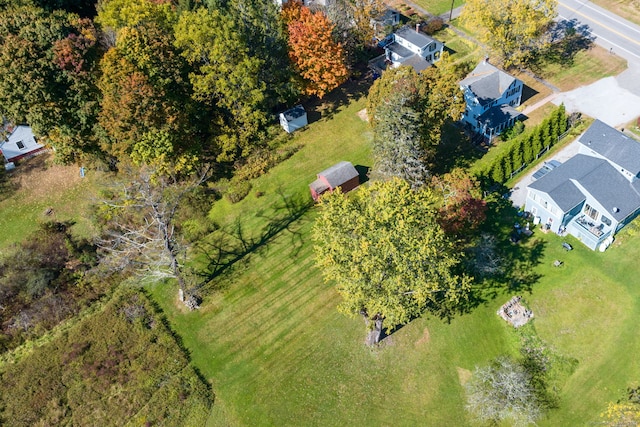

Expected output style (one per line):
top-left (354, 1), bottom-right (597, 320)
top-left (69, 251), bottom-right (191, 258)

top-left (0, 288), bottom-right (212, 426)
top-left (223, 143), bottom-right (302, 203)
top-left (483, 105), bottom-right (568, 185)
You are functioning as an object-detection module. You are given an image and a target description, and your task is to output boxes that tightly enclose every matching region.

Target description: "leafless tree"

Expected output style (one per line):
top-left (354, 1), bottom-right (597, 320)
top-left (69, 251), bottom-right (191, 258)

top-left (465, 357), bottom-right (541, 426)
top-left (97, 166), bottom-right (210, 306)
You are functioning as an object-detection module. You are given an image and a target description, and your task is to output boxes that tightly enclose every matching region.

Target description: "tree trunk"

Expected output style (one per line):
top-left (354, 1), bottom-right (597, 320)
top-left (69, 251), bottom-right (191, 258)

top-left (363, 312), bottom-right (384, 347)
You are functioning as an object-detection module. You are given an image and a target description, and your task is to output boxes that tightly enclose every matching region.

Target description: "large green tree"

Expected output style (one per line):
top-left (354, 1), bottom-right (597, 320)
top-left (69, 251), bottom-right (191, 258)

top-left (175, 7), bottom-right (268, 161)
top-left (370, 92), bottom-right (430, 189)
top-left (97, 23), bottom-right (193, 165)
top-left (460, 0), bottom-right (557, 67)
top-left (312, 178), bottom-right (471, 345)
top-left (367, 56), bottom-right (465, 152)
top-left (224, 0), bottom-right (297, 108)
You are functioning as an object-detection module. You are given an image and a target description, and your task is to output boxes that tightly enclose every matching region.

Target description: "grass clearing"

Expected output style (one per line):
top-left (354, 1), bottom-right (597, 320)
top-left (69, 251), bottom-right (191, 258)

top-left (592, 0), bottom-right (640, 26)
top-left (149, 87), bottom-right (640, 426)
top-left (536, 45), bottom-right (627, 91)
top-left (0, 154), bottom-right (103, 250)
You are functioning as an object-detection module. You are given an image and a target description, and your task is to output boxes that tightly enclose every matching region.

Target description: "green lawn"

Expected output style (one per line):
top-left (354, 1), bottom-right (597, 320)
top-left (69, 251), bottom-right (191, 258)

top-left (408, 0), bottom-right (465, 16)
top-left (148, 91), bottom-right (640, 426)
top-left (0, 155), bottom-right (103, 250)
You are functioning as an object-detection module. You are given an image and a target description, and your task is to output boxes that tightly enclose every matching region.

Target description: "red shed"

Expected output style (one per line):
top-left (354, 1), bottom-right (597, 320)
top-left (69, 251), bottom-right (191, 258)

top-left (309, 161), bottom-right (360, 201)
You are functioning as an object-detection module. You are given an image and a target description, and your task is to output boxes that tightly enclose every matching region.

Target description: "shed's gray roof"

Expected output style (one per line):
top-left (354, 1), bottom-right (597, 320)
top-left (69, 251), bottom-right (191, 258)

top-left (309, 178), bottom-right (329, 194)
top-left (579, 119), bottom-right (640, 176)
top-left (460, 61), bottom-right (519, 106)
top-left (318, 161), bottom-right (359, 188)
top-left (477, 104), bottom-right (522, 130)
top-left (394, 27), bottom-right (436, 49)
top-left (281, 105), bottom-right (306, 121)
top-left (528, 154), bottom-right (640, 220)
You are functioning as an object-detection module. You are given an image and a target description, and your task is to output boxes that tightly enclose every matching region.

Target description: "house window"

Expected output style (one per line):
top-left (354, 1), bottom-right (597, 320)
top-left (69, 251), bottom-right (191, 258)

top-left (430, 44), bottom-right (435, 51)
top-left (434, 51), bottom-right (440, 59)
top-left (584, 203), bottom-right (598, 220)
top-left (16, 140), bottom-right (25, 149)
top-left (601, 215), bottom-right (612, 226)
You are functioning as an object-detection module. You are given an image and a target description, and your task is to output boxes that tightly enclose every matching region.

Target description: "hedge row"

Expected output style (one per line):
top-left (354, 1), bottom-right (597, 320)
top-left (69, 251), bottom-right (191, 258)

top-left (482, 104), bottom-right (568, 185)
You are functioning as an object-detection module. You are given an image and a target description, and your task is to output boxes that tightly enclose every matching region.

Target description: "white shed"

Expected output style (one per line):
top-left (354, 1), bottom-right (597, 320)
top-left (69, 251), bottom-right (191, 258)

top-left (0, 125), bottom-right (44, 163)
top-left (279, 105), bottom-right (308, 134)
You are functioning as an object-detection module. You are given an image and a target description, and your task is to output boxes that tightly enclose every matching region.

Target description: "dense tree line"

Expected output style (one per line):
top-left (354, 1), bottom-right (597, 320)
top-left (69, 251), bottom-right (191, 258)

top-left (0, 0), bottom-right (352, 168)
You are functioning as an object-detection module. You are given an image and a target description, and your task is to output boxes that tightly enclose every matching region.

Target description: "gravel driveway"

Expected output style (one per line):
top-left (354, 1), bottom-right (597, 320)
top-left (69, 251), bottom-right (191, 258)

top-left (552, 76), bottom-right (640, 128)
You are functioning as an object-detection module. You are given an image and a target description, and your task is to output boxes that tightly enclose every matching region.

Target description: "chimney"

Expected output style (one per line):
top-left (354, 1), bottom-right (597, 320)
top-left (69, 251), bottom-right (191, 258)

top-left (416, 23), bottom-right (420, 32)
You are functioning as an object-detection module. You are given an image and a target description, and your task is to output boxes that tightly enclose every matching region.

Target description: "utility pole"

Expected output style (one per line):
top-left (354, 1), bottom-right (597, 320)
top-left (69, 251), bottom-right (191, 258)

top-left (449, 0), bottom-right (455, 21)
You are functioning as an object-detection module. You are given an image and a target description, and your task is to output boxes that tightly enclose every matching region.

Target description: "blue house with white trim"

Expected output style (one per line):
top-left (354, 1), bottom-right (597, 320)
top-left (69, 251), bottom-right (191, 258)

top-left (525, 120), bottom-right (640, 250)
top-left (460, 60), bottom-right (524, 140)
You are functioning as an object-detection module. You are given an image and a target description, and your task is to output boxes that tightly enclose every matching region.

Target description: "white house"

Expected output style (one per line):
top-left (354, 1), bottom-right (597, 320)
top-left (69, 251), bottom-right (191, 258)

top-left (460, 60), bottom-right (524, 140)
top-left (0, 125), bottom-right (44, 163)
top-left (371, 7), bottom-right (401, 38)
top-left (279, 105), bottom-right (308, 133)
top-left (525, 120), bottom-right (640, 250)
top-left (383, 26), bottom-right (444, 73)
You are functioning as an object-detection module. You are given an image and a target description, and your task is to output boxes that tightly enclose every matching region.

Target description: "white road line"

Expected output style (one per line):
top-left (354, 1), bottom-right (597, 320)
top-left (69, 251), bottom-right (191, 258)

top-left (569, 0), bottom-right (640, 37)
top-left (558, 13), bottom-right (640, 60)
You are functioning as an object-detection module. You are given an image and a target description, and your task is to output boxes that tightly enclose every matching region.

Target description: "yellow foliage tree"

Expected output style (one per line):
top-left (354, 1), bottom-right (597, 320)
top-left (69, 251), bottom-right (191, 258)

top-left (460, 0), bottom-right (557, 67)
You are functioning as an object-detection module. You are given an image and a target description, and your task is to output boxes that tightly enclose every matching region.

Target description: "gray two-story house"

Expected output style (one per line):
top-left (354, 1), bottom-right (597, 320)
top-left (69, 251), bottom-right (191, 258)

top-left (525, 120), bottom-right (640, 250)
top-left (460, 60), bottom-right (524, 140)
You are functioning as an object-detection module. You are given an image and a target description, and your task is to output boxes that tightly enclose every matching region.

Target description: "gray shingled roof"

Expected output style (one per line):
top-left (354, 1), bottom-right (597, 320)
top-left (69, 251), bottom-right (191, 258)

top-left (394, 26), bottom-right (435, 49)
top-left (580, 119), bottom-right (640, 176)
top-left (386, 42), bottom-right (413, 59)
top-left (401, 54), bottom-right (432, 73)
top-left (477, 104), bottom-right (522, 130)
top-left (460, 61), bottom-right (519, 106)
top-left (282, 105), bottom-right (306, 121)
top-left (309, 179), bottom-right (329, 194)
top-left (318, 161), bottom-right (359, 188)
top-left (529, 154), bottom-right (640, 221)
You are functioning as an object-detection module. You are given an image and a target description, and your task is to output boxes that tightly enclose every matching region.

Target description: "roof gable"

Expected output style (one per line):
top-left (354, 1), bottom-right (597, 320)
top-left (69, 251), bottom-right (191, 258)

top-left (394, 27), bottom-right (435, 49)
top-left (460, 61), bottom-right (519, 105)
top-left (529, 154), bottom-right (640, 220)
top-left (318, 161), bottom-right (359, 188)
top-left (579, 119), bottom-right (640, 175)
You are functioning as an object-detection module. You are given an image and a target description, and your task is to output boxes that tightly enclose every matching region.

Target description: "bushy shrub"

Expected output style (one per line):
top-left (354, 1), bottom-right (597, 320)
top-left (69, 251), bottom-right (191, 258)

top-left (423, 17), bottom-right (445, 35)
top-left (225, 179), bottom-right (252, 203)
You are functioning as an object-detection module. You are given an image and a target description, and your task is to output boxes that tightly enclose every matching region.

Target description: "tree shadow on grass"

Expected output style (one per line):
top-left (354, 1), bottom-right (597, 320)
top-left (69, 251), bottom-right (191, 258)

top-left (303, 77), bottom-right (374, 124)
top-left (432, 192), bottom-right (547, 323)
top-left (194, 189), bottom-right (313, 292)
top-left (432, 121), bottom-right (484, 175)
top-left (533, 19), bottom-right (595, 71)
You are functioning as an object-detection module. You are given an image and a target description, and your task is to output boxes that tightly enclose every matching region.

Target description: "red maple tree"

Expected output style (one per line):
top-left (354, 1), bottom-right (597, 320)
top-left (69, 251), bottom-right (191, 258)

top-left (283, 1), bottom-right (348, 98)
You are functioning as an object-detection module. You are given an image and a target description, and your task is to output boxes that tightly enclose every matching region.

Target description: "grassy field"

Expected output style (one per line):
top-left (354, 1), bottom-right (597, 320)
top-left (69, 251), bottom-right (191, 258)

top-left (592, 0), bottom-right (640, 26)
top-left (0, 287), bottom-right (212, 426)
top-left (390, 0), bottom-right (465, 17)
top-left (148, 85), bottom-right (640, 426)
top-left (0, 154), bottom-right (102, 250)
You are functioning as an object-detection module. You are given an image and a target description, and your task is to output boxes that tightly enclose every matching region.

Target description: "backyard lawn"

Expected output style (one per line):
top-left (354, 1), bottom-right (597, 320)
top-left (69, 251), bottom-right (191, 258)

top-left (148, 90), bottom-right (640, 425)
top-left (0, 154), bottom-right (103, 250)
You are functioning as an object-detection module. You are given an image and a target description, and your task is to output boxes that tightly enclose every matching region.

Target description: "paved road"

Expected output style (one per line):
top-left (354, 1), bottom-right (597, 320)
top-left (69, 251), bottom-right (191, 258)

top-left (557, 0), bottom-right (640, 96)
top-left (558, 0), bottom-right (640, 64)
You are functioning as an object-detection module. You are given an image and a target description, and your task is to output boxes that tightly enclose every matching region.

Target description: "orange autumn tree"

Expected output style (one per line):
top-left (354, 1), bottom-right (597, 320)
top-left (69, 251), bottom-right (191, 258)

top-left (282, 1), bottom-right (348, 98)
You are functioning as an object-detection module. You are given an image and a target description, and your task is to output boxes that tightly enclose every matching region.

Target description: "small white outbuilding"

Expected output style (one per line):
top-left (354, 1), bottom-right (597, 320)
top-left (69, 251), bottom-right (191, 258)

top-left (279, 105), bottom-right (308, 134)
top-left (0, 125), bottom-right (44, 163)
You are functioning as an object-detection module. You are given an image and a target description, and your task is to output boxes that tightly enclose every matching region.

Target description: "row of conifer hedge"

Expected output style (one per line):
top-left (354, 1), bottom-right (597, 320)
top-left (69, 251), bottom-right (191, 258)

top-left (479, 104), bottom-right (569, 185)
